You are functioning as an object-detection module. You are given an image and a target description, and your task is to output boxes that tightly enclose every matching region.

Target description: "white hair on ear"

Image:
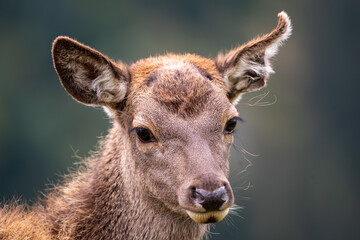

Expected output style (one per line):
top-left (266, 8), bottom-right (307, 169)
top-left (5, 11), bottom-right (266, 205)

top-left (91, 67), bottom-right (128, 103)
top-left (265, 11), bottom-right (292, 58)
top-left (217, 11), bottom-right (292, 105)
top-left (103, 106), bottom-right (114, 117)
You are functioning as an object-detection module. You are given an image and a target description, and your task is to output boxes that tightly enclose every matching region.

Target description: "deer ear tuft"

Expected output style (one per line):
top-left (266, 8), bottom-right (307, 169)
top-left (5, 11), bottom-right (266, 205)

top-left (52, 36), bottom-right (130, 109)
top-left (215, 11), bottom-right (292, 105)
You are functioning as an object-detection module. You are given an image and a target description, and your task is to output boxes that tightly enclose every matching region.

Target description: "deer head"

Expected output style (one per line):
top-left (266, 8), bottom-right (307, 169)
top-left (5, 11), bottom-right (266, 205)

top-left (52, 12), bottom-right (291, 224)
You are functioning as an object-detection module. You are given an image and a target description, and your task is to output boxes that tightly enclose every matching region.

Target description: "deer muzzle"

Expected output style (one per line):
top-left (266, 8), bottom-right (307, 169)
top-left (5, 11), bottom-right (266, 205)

top-left (178, 173), bottom-right (234, 223)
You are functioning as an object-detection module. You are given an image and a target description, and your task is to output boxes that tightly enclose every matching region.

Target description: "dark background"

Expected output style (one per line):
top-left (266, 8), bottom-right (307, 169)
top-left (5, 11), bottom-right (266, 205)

top-left (0, 0), bottom-right (359, 239)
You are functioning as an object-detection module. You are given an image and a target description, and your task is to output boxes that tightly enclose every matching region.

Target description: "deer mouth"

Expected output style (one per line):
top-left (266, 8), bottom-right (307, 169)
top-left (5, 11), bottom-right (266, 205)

top-left (186, 208), bottom-right (229, 223)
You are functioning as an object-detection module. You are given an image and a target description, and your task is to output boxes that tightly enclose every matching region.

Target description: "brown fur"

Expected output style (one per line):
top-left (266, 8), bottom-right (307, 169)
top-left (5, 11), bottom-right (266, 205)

top-left (0, 204), bottom-right (51, 239)
top-left (0, 12), bottom-right (291, 240)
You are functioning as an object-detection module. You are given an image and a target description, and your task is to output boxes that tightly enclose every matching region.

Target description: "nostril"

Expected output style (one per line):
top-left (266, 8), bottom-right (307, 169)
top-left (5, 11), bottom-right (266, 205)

top-left (193, 191), bottom-right (205, 205)
top-left (219, 186), bottom-right (228, 202)
top-left (193, 186), bottom-right (228, 211)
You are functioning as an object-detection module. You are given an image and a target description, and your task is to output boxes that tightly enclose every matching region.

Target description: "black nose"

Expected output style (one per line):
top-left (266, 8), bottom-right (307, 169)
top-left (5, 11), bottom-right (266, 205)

top-left (193, 186), bottom-right (228, 211)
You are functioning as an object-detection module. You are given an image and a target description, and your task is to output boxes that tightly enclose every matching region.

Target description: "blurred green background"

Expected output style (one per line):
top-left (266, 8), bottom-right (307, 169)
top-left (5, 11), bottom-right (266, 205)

top-left (0, 0), bottom-right (359, 239)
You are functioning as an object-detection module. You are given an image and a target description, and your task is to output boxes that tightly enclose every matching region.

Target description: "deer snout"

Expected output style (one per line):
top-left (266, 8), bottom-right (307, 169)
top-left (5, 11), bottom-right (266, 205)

top-left (178, 174), bottom-right (234, 224)
top-left (193, 186), bottom-right (228, 211)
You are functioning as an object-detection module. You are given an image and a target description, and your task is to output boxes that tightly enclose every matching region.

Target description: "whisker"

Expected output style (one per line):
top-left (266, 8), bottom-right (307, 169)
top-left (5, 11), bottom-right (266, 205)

top-left (236, 154), bottom-right (253, 176)
top-left (238, 91), bottom-right (278, 107)
top-left (233, 135), bottom-right (259, 157)
top-left (203, 225), bottom-right (220, 236)
top-left (232, 182), bottom-right (253, 191)
top-left (228, 215), bottom-right (239, 229)
top-left (228, 204), bottom-right (245, 220)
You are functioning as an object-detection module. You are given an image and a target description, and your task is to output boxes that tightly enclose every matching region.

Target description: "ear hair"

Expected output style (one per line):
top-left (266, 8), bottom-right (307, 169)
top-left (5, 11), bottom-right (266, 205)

top-left (52, 36), bottom-right (130, 109)
top-left (215, 11), bottom-right (292, 105)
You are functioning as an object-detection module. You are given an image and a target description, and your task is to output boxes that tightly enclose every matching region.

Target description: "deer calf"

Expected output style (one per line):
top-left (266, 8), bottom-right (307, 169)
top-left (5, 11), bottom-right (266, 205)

top-left (0, 12), bottom-right (291, 240)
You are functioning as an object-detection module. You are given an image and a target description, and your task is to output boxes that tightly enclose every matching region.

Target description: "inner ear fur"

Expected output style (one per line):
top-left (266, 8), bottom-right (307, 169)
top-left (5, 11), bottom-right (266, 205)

top-left (52, 36), bottom-right (130, 108)
top-left (215, 12), bottom-right (292, 104)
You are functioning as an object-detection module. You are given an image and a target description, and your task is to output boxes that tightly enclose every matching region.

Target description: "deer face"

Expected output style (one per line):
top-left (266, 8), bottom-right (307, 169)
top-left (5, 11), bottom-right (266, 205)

top-left (52, 12), bottom-right (291, 224)
top-left (126, 58), bottom-right (237, 223)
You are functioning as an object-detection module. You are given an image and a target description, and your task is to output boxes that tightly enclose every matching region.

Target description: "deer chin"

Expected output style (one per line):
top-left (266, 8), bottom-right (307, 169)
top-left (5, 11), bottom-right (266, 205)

top-left (186, 208), bottom-right (229, 224)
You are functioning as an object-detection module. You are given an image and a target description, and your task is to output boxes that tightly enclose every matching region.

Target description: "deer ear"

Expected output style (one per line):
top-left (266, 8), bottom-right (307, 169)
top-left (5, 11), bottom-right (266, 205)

top-left (215, 12), bottom-right (292, 105)
top-left (52, 36), bottom-right (130, 109)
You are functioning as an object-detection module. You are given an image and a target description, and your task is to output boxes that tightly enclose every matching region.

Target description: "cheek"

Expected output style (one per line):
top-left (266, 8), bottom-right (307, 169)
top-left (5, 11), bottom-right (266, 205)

top-left (145, 155), bottom-right (182, 208)
top-left (210, 136), bottom-right (233, 174)
top-left (131, 141), bottom-right (182, 204)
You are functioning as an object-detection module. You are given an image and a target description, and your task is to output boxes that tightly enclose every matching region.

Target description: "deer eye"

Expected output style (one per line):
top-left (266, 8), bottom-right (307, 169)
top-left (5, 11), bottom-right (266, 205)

top-left (134, 127), bottom-right (156, 143)
top-left (224, 117), bottom-right (242, 134)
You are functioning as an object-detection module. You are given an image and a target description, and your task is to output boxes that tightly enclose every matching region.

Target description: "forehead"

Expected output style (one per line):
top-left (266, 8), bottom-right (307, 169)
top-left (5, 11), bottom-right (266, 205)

top-left (129, 54), bottom-right (228, 118)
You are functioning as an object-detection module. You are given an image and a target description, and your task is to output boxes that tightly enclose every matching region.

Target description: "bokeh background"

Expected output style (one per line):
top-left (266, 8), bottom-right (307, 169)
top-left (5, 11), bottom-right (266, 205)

top-left (1, 0), bottom-right (359, 239)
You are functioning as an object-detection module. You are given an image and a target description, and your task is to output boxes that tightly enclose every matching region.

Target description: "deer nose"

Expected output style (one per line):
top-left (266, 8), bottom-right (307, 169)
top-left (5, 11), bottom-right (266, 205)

top-left (193, 186), bottom-right (228, 211)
